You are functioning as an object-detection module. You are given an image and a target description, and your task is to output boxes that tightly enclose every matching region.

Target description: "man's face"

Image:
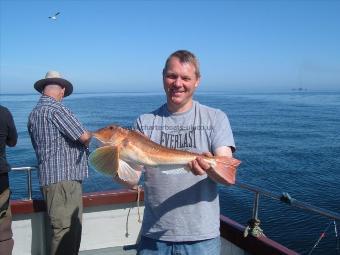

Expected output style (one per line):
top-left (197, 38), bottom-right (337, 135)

top-left (163, 57), bottom-right (200, 113)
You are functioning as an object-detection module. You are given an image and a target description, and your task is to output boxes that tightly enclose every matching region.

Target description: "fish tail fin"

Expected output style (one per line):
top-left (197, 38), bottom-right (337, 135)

top-left (212, 157), bottom-right (241, 185)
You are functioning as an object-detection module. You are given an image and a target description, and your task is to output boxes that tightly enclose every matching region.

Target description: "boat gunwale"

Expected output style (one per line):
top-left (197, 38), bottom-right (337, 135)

top-left (11, 189), bottom-right (298, 255)
top-left (220, 215), bottom-right (299, 255)
top-left (10, 189), bottom-right (144, 214)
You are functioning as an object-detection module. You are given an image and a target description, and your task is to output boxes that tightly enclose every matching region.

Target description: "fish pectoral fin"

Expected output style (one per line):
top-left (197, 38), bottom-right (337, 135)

top-left (125, 161), bottom-right (143, 172)
top-left (89, 146), bottom-right (119, 176)
top-left (116, 160), bottom-right (140, 185)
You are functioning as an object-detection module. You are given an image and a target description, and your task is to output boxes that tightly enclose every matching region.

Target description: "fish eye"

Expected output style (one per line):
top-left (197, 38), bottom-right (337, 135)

top-left (109, 126), bottom-right (114, 130)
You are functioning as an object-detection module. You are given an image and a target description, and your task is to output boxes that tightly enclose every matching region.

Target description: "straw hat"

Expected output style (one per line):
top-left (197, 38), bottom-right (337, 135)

top-left (34, 70), bottom-right (73, 97)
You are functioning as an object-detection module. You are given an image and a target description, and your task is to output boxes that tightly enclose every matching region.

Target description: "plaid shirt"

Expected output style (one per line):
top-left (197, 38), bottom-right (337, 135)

top-left (28, 95), bottom-right (88, 186)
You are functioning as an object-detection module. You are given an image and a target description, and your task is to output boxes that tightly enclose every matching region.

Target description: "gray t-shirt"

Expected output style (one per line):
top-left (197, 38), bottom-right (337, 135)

top-left (134, 100), bottom-right (235, 242)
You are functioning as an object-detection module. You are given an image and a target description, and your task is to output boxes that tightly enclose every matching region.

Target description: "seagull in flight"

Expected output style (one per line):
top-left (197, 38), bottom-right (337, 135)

top-left (49, 12), bottom-right (60, 20)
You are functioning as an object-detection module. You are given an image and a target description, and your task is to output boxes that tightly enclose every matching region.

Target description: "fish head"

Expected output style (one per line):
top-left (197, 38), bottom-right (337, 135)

top-left (92, 124), bottom-right (128, 146)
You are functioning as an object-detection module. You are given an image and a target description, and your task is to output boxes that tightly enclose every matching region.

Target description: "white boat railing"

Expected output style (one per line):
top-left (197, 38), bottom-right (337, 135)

top-left (236, 182), bottom-right (340, 222)
top-left (11, 166), bottom-right (36, 200)
top-left (235, 182), bottom-right (340, 238)
top-left (11, 166), bottom-right (340, 223)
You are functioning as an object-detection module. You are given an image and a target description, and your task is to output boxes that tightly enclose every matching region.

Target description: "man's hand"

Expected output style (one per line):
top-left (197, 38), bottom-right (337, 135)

top-left (187, 147), bottom-right (238, 185)
top-left (79, 131), bottom-right (92, 147)
top-left (188, 152), bottom-right (213, 176)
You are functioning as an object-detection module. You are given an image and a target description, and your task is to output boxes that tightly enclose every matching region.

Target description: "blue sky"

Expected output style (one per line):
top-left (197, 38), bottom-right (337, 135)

top-left (1, 0), bottom-right (339, 94)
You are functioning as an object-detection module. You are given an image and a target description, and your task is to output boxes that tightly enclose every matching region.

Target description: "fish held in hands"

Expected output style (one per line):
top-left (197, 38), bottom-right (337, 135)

top-left (89, 124), bottom-right (241, 185)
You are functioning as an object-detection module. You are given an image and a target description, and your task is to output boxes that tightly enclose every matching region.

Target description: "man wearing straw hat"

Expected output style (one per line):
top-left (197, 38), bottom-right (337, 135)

top-left (28, 71), bottom-right (92, 255)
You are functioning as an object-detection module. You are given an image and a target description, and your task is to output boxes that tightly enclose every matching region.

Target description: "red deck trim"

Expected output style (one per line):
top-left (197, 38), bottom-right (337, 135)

top-left (220, 215), bottom-right (299, 255)
top-left (10, 199), bottom-right (46, 214)
top-left (10, 189), bottom-right (144, 214)
top-left (83, 189), bottom-right (144, 207)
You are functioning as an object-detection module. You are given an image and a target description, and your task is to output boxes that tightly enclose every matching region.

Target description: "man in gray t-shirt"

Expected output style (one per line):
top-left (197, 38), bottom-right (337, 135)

top-left (129, 50), bottom-right (237, 254)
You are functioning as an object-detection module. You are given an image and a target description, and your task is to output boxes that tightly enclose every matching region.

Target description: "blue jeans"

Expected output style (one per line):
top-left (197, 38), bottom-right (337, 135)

top-left (137, 236), bottom-right (221, 255)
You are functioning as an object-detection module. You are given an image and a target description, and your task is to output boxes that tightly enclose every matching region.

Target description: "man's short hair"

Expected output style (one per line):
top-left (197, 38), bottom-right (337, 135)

top-left (163, 50), bottom-right (201, 78)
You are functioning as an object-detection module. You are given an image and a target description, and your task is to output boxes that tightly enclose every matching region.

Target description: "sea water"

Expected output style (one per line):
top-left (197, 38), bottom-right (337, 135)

top-left (1, 91), bottom-right (339, 254)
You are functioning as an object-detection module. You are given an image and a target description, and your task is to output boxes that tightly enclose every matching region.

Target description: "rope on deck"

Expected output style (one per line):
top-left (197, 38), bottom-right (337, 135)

top-left (125, 185), bottom-right (142, 237)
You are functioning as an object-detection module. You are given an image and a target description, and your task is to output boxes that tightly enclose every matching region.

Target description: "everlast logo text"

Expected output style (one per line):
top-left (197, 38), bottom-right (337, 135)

top-left (160, 130), bottom-right (196, 149)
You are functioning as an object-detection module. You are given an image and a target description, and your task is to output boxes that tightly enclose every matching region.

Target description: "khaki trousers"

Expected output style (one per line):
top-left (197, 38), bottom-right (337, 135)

top-left (0, 188), bottom-right (14, 255)
top-left (42, 180), bottom-right (83, 255)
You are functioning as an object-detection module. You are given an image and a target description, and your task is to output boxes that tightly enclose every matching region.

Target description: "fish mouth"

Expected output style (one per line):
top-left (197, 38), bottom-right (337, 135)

top-left (89, 136), bottom-right (109, 151)
top-left (92, 134), bottom-right (105, 143)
